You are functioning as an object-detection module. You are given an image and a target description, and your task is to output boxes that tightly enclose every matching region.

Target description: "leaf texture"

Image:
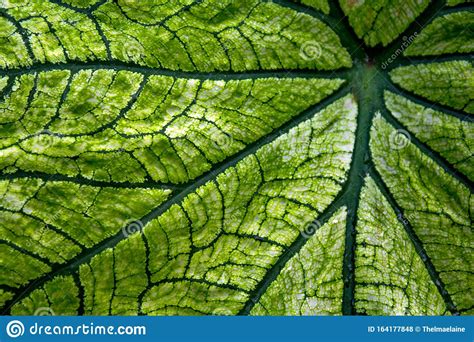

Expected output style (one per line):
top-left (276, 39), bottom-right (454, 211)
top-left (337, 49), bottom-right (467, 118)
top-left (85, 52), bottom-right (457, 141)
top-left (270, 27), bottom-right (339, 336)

top-left (1, 0), bottom-right (473, 316)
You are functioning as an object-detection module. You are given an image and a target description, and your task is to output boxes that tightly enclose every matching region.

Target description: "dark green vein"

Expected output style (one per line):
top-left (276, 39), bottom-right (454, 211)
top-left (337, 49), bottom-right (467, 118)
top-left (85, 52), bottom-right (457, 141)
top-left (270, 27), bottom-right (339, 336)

top-left (0, 171), bottom-right (181, 191)
top-left (1, 239), bottom-right (53, 266)
top-left (369, 166), bottom-right (460, 315)
top-left (237, 190), bottom-right (349, 315)
top-left (272, 0), bottom-right (365, 60)
top-left (48, 0), bottom-right (108, 14)
top-left (340, 60), bottom-right (383, 315)
top-left (375, 0), bottom-right (450, 67)
top-left (385, 81), bottom-right (474, 122)
top-left (380, 107), bottom-right (474, 191)
top-left (0, 9), bottom-right (35, 61)
top-left (238, 60), bottom-right (383, 315)
top-left (1, 83), bottom-right (352, 314)
top-left (0, 61), bottom-right (350, 80)
top-left (2, 0), bottom-right (472, 317)
top-left (384, 54), bottom-right (474, 70)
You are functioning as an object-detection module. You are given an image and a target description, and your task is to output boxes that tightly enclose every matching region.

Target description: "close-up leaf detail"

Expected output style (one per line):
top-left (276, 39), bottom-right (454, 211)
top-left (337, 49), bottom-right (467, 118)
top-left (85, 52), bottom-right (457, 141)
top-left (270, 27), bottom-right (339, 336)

top-left (0, 0), bottom-right (472, 316)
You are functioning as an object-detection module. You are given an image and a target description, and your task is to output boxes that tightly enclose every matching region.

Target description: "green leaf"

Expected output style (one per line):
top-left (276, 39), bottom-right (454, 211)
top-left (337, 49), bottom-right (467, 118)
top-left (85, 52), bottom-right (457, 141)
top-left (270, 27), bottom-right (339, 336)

top-left (0, 70), bottom-right (343, 183)
top-left (353, 177), bottom-right (447, 315)
top-left (250, 208), bottom-right (347, 315)
top-left (1, 0), bottom-right (472, 316)
top-left (291, 0), bottom-right (331, 14)
top-left (390, 61), bottom-right (474, 114)
top-left (384, 91), bottom-right (474, 179)
top-left (338, 0), bottom-right (430, 47)
top-left (403, 11), bottom-right (474, 56)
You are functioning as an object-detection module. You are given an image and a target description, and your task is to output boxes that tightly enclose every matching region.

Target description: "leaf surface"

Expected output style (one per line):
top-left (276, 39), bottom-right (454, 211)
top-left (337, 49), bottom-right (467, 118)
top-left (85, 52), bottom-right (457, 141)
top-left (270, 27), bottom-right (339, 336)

top-left (1, 0), bottom-right (472, 316)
